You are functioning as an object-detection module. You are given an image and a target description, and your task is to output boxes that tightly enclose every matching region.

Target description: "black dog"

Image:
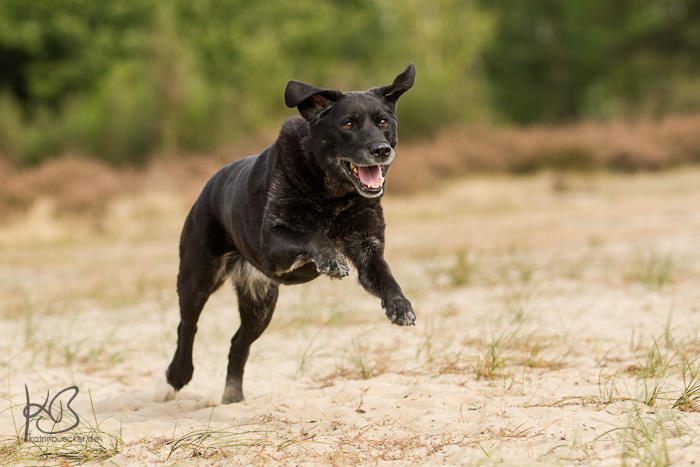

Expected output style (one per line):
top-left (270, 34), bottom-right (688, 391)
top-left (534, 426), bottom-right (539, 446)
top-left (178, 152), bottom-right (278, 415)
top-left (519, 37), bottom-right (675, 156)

top-left (166, 63), bottom-right (416, 404)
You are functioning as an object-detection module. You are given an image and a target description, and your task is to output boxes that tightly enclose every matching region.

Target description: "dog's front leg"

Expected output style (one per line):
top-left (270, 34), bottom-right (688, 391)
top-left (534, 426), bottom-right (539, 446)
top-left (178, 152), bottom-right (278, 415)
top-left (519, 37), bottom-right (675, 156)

top-left (263, 226), bottom-right (350, 277)
top-left (347, 242), bottom-right (415, 326)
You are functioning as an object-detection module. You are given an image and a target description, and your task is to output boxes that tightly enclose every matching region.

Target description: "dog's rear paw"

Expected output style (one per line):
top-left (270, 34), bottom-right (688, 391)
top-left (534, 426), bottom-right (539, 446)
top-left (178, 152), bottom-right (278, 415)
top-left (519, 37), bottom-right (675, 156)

top-left (222, 378), bottom-right (245, 404)
top-left (382, 297), bottom-right (416, 326)
top-left (318, 255), bottom-right (350, 278)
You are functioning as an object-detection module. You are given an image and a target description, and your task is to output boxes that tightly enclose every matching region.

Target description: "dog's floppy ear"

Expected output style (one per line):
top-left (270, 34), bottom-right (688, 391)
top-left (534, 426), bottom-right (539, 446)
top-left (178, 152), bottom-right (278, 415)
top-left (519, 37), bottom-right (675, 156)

top-left (371, 62), bottom-right (416, 106)
top-left (285, 80), bottom-right (343, 121)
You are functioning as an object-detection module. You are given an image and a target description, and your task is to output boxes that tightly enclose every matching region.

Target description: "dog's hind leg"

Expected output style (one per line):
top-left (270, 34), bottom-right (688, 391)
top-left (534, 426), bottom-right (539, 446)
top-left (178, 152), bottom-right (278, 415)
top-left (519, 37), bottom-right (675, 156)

top-left (222, 261), bottom-right (278, 404)
top-left (167, 220), bottom-right (233, 392)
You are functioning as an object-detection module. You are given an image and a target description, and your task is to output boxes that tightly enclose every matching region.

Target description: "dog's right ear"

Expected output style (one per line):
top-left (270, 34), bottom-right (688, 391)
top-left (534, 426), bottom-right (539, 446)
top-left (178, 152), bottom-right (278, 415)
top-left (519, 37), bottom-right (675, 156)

top-left (285, 80), bottom-right (343, 122)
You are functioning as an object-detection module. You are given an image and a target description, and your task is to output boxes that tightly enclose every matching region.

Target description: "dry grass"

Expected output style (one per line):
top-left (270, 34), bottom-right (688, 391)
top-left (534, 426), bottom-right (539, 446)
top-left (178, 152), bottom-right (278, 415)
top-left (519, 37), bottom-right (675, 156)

top-left (0, 156), bottom-right (220, 222)
top-left (389, 114), bottom-right (700, 194)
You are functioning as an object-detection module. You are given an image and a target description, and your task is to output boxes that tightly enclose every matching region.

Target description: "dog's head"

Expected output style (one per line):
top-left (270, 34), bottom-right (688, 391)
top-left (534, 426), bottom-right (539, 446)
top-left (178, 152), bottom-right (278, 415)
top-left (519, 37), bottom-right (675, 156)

top-left (285, 63), bottom-right (415, 198)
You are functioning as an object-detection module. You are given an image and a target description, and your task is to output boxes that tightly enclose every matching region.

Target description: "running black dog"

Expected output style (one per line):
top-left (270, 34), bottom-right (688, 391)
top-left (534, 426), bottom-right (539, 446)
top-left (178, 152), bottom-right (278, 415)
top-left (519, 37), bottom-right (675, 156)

top-left (167, 63), bottom-right (416, 404)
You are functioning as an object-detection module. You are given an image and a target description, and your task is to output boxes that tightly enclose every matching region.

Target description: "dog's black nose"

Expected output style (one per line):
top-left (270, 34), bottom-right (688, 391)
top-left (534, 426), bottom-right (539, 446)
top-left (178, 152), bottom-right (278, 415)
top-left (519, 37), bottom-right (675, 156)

top-left (371, 143), bottom-right (392, 159)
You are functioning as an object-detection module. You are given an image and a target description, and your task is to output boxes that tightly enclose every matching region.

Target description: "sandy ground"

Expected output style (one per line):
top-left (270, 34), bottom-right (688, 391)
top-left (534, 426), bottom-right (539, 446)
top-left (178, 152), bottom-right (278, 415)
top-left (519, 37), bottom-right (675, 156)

top-left (2, 169), bottom-right (700, 465)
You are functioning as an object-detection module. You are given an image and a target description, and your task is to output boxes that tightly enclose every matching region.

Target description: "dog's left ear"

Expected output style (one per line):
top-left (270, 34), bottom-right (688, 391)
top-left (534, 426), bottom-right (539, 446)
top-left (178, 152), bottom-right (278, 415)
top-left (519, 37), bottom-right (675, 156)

top-left (371, 62), bottom-right (416, 106)
top-left (285, 80), bottom-right (343, 122)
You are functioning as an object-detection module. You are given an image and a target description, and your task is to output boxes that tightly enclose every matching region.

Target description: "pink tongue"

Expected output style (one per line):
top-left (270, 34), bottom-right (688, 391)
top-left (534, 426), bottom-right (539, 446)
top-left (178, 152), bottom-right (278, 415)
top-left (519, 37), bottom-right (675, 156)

top-left (358, 165), bottom-right (383, 186)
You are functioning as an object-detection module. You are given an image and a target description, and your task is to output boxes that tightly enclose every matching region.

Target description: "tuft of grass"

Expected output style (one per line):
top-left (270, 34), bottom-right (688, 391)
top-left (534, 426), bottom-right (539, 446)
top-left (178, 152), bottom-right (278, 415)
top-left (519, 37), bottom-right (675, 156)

top-left (340, 338), bottom-right (393, 380)
top-left (478, 438), bottom-right (494, 457)
top-left (640, 379), bottom-right (664, 408)
top-left (472, 321), bottom-right (527, 382)
top-left (473, 330), bottom-right (508, 382)
top-left (631, 248), bottom-right (675, 290)
top-left (599, 406), bottom-right (681, 467)
top-left (635, 337), bottom-right (675, 379)
top-left (295, 325), bottom-right (331, 378)
top-left (624, 320), bottom-right (700, 411)
top-left (672, 374), bottom-right (700, 412)
top-left (629, 324), bottom-right (700, 386)
top-left (596, 366), bottom-right (626, 406)
top-left (500, 286), bottom-right (538, 324)
top-left (159, 412), bottom-right (323, 461)
top-left (677, 338), bottom-right (700, 382)
top-left (1, 427), bottom-right (122, 465)
top-left (165, 427), bottom-right (272, 460)
top-left (467, 291), bottom-right (565, 383)
top-left (448, 249), bottom-right (478, 287)
top-left (0, 390), bottom-right (122, 465)
top-left (497, 248), bottom-right (537, 286)
top-left (317, 335), bottom-right (395, 382)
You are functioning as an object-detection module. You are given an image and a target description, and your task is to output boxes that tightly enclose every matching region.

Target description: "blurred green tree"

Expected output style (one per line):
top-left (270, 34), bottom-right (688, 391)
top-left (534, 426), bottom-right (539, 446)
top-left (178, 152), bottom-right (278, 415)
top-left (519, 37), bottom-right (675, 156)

top-left (481, 0), bottom-right (700, 123)
top-left (0, 0), bottom-right (493, 163)
top-left (0, 0), bottom-right (155, 107)
top-left (2, 0), bottom-right (699, 164)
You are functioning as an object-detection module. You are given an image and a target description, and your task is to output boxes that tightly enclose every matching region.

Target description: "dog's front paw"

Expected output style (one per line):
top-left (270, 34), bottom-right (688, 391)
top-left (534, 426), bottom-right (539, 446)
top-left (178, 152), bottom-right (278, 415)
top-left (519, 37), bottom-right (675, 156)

top-left (166, 360), bottom-right (193, 391)
top-left (382, 297), bottom-right (416, 326)
top-left (316, 253), bottom-right (350, 278)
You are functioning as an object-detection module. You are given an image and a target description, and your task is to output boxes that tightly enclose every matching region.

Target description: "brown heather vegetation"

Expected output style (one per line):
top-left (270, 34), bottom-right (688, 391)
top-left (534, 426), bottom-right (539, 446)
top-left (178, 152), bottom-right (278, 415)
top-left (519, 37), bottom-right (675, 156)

top-left (0, 137), bottom-right (269, 222)
top-left (2, 115), bottom-right (700, 221)
top-left (391, 114), bottom-right (700, 194)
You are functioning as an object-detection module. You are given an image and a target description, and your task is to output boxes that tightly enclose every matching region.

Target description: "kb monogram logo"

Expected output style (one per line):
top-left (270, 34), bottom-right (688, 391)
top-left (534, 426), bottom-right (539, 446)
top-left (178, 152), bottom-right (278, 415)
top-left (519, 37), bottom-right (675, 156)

top-left (23, 384), bottom-right (80, 441)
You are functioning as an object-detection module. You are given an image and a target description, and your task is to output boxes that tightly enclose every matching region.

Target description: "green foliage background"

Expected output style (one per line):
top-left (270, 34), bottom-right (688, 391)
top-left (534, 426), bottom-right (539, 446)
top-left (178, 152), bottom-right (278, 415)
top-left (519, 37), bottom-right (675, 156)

top-left (0, 0), bottom-right (698, 165)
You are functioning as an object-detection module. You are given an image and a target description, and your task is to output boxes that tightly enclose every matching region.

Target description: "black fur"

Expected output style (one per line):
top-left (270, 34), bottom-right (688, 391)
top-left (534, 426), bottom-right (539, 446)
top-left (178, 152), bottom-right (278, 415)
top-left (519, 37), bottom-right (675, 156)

top-left (167, 63), bottom-right (416, 404)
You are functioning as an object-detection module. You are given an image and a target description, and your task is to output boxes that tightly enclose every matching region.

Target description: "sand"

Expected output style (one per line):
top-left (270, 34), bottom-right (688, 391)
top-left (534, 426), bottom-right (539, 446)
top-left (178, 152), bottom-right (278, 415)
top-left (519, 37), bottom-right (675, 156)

top-left (2, 169), bottom-right (700, 465)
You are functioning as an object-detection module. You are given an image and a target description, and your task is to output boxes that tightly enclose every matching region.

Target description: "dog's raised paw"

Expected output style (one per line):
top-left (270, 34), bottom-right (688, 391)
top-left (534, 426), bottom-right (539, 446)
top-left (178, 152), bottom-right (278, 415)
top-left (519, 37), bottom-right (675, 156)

top-left (382, 297), bottom-right (416, 326)
top-left (318, 255), bottom-right (350, 278)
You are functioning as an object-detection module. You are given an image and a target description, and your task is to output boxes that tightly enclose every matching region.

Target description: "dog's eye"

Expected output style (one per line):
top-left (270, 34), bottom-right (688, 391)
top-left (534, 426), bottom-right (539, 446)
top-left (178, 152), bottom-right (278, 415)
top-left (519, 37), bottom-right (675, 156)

top-left (379, 119), bottom-right (388, 128)
top-left (343, 121), bottom-right (353, 129)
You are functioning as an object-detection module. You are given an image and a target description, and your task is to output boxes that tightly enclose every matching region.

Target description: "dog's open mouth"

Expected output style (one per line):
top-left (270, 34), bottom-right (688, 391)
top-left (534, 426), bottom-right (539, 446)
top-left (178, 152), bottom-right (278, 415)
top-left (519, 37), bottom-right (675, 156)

top-left (341, 161), bottom-right (387, 194)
